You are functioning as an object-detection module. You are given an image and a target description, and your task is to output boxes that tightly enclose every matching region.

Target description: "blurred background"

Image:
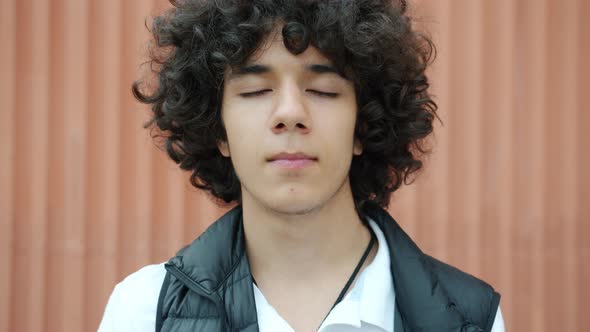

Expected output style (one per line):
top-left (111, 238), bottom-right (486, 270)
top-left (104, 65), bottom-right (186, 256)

top-left (1, 0), bottom-right (588, 331)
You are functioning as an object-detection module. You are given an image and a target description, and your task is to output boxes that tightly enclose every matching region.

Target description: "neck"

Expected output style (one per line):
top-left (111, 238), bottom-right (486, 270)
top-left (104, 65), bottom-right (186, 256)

top-left (241, 181), bottom-right (373, 286)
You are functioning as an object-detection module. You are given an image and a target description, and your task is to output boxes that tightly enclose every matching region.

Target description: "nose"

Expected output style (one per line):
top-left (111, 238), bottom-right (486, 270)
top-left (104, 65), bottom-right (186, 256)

top-left (270, 82), bottom-right (311, 135)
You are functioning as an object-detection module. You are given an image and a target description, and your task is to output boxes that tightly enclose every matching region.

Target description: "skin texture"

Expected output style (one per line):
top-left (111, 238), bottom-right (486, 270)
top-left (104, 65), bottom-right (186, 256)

top-left (217, 25), bottom-right (377, 332)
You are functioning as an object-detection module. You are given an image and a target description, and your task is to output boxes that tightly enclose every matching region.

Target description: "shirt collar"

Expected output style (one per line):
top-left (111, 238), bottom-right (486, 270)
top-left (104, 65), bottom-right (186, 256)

top-left (252, 216), bottom-right (396, 332)
top-left (319, 217), bottom-right (395, 332)
top-left (360, 218), bottom-right (395, 331)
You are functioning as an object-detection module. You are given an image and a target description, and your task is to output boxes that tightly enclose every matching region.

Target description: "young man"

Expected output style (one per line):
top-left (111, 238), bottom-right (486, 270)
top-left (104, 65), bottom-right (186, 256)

top-left (99, 0), bottom-right (504, 331)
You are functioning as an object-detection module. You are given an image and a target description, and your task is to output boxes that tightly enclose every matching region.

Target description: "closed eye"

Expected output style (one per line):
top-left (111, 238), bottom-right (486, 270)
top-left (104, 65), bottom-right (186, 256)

top-left (239, 89), bottom-right (272, 97)
top-left (238, 90), bottom-right (339, 98)
top-left (310, 90), bottom-right (339, 98)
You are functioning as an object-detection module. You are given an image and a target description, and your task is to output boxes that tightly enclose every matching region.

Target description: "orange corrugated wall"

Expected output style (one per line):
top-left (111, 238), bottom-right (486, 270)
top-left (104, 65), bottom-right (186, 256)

top-left (1, 0), bottom-right (588, 331)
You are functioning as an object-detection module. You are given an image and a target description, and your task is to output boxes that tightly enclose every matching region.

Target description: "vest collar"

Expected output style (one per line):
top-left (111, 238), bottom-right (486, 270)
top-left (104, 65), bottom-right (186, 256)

top-left (360, 201), bottom-right (465, 330)
top-left (167, 205), bottom-right (246, 294)
top-left (166, 202), bottom-right (465, 331)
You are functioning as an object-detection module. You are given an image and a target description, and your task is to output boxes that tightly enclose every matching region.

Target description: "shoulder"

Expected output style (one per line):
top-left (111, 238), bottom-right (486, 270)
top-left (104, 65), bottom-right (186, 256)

top-left (422, 254), bottom-right (497, 296)
top-left (363, 205), bottom-right (502, 330)
top-left (116, 262), bottom-right (167, 292)
top-left (422, 254), bottom-right (502, 331)
top-left (98, 262), bottom-right (167, 332)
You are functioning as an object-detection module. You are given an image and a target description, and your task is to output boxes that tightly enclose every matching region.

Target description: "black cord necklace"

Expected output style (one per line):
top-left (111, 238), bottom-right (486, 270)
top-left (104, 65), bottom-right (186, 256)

top-left (251, 225), bottom-right (377, 329)
top-left (331, 226), bottom-right (376, 308)
top-left (319, 225), bottom-right (376, 327)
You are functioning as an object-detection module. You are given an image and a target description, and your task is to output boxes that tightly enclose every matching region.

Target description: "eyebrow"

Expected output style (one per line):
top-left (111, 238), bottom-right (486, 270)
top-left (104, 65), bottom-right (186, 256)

top-left (226, 63), bottom-right (345, 81)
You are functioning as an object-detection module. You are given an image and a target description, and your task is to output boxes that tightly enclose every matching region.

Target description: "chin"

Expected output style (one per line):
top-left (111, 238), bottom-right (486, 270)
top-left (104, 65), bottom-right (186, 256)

top-left (262, 191), bottom-right (327, 216)
top-left (241, 178), bottom-right (348, 217)
top-left (268, 203), bottom-right (321, 217)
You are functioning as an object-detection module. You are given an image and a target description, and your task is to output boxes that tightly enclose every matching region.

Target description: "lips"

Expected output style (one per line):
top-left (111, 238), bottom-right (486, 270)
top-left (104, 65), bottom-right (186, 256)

top-left (267, 152), bottom-right (317, 169)
top-left (267, 152), bottom-right (317, 162)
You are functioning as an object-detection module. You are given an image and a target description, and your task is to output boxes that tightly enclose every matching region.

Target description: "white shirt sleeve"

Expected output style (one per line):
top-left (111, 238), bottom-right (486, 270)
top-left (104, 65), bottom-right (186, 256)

top-left (97, 283), bottom-right (126, 332)
top-left (97, 263), bottom-right (167, 332)
top-left (490, 305), bottom-right (505, 332)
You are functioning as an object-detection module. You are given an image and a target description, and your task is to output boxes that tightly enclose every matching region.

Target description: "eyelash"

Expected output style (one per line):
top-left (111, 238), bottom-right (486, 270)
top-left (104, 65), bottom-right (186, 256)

top-left (239, 90), bottom-right (339, 98)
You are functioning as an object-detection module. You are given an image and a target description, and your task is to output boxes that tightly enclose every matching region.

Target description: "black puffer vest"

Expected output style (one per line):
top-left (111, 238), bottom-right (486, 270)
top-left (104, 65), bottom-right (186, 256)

top-left (156, 202), bottom-right (501, 332)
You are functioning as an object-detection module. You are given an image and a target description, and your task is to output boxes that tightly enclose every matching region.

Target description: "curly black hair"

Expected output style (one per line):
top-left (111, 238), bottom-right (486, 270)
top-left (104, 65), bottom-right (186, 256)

top-left (132, 0), bottom-right (439, 211)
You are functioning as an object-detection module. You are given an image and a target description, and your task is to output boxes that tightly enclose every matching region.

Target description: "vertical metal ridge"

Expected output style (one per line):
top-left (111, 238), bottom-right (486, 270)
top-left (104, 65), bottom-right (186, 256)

top-left (132, 0), bottom-right (155, 271)
top-left (101, 0), bottom-right (123, 328)
top-left (46, 0), bottom-right (66, 330)
top-left (13, 1), bottom-right (34, 331)
top-left (558, 0), bottom-right (580, 330)
top-left (479, 1), bottom-right (516, 327)
top-left (462, 0), bottom-right (484, 277)
top-left (29, 0), bottom-right (51, 331)
top-left (417, 0), bottom-right (452, 262)
top-left (544, 0), bottom-right (566, 329)
top-left (62, 0), bottom-right (90, 330)
top-left (520, 1), bottom-right (548, 331)
top-left (0, 0), bottom-right (16, 331)
top-left (575, 1), bottom-right (590, 329)
top-left (445, 0), bottom-right (485, 276)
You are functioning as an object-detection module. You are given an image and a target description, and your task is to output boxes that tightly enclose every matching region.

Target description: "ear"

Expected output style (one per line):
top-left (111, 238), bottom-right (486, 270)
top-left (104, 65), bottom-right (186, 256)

top-left (353, 119), bottom-right (367, 156)
top-left (217, 140), bottom-right (230, 157)
top-left (353, 137), bottom-right (363, 156)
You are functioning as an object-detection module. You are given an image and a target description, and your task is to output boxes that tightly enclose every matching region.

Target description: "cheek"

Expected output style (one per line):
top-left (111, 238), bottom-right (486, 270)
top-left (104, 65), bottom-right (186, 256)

top-left (224, 119), bottom-right (263, 171)
top-left (319, 109), bottom-right (357, 144)
top-left (223, 108), bottom-right (257, 145)
top-left (316, 119), bottom-right (357, 167)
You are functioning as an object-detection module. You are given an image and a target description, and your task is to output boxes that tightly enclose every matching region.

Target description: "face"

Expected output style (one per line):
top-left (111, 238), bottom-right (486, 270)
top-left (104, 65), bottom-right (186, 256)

top-left (218, 26), bottom-right (363, 215)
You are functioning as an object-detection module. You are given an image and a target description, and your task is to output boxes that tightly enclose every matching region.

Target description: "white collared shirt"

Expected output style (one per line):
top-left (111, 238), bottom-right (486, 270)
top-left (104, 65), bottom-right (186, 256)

top-left (98, 219), bottom-right (505, 331)
top-left (254, 219), bottom-right (395, 332)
